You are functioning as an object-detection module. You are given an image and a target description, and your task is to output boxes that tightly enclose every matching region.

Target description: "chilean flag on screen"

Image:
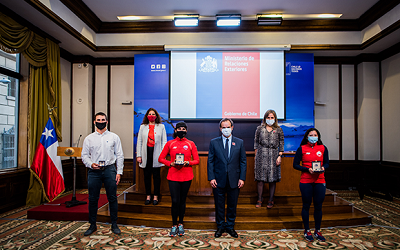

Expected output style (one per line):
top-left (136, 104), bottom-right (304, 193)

top-left (30, 118), bottom-right (64, 201)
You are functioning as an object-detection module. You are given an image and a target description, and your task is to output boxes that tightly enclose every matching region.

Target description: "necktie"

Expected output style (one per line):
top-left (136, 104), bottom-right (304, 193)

top-left (225, 138), bottom-right (229, 158)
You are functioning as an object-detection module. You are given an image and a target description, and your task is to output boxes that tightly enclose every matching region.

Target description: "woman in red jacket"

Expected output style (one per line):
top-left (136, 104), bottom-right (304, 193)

top-left (158, 122), bottom-right (199, 237)
top-left (293, 128), bottom-right (329, 242)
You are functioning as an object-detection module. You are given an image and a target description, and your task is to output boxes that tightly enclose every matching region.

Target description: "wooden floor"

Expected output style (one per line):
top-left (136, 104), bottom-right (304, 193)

top-left (97, 187), bottom-right (372, 230)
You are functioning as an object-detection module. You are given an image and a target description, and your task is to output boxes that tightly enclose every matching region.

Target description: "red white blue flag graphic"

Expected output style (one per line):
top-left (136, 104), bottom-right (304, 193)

top-left (30, 118), bottom-right (64, 201)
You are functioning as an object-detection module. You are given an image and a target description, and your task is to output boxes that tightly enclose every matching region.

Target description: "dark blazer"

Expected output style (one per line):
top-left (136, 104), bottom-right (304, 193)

top-left (207, 136), bottom-right (247, 189)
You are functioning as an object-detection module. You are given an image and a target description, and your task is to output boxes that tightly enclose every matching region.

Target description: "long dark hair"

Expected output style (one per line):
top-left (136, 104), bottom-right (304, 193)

top-left (142, 108), bottom-right (162, 124)
top-left (300, 128), bottom-right (323, 146)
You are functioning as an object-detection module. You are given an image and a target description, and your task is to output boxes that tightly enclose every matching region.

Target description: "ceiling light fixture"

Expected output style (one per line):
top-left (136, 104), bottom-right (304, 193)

top-left (318, 14), bottom-right (341, 18)
top-left (216, 14), bottom-right (241, 27)
top-left (117, 15), bottom-right (142, 21)
top-left (174, 14), bottom-right (199, 26)
top-left (257, 14), bottom-right (283, 26)
top-left (282, 13), bottom-right (342, 19)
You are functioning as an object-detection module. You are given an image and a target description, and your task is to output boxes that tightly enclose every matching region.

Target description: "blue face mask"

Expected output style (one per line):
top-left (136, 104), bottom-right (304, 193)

top-left (308, 136), bottom-right (318, 144)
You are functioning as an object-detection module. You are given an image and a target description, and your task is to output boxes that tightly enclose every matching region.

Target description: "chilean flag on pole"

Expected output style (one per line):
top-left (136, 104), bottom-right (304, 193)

top-left (30, 118), bottom-right (65, 202)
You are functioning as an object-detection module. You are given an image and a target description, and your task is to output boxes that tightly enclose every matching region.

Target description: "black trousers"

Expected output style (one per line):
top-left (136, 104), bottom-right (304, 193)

top-left (88, 165), bottom-right (118, 225)
top-left (168, 180), bottom-right (192, 225)
top-left (299, 182), bottom-right (326, 230)
top-left (143, 146), bottom-right (161, 196)
top-left (213, 176), bottom-right (240, 230)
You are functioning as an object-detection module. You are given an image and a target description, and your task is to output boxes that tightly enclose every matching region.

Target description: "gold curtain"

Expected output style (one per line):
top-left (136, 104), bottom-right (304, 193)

top-left (0, 12), bottom-right (63, 205)
top-left (28, 37), bottom-right (62, 165)
top-left (0, 13), bottom-right (34, 53)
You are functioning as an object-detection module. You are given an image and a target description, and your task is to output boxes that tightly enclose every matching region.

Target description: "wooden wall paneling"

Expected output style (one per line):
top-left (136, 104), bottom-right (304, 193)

top-left (0, 183), bottom-right (7, 201)
top-left (325, 161), bottom-right (360, 190)
top-left (379, 61), bottom-right (383, 162)
top-left (61, 159), bottom-right (74, 191)
top-left (0, 169), bottom-right (30, 213)
top-left (241, 155), bottom-right (300, 194)
top-left (75, 159), bottom-right (88, 189)
top-left (358, 161), bottom-right (383, 197)
top-left (339, 64), bottom-right (343, 161)
top-left (68, 159), bottom-right (133, 190)
top-left (380, 162), bottom-right (400, 197)
top-left (135, 153), bottom-right (299, 197)
top-left (358, 161), bottom-right (400, 199)
top-left (133, 158), bottom-right (400, 199)
top-left (120, 159), bottom-right (134, 188)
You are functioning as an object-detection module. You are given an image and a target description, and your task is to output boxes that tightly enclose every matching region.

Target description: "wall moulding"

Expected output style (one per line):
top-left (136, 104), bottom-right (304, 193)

top-left (164, 44), bottom-right (291, 51)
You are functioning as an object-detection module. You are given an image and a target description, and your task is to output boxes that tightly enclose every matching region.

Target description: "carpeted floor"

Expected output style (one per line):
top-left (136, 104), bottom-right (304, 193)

top-left (335, 190), bottom-right (400, 236)
top-left (1, 190), bottom-right (400, 249)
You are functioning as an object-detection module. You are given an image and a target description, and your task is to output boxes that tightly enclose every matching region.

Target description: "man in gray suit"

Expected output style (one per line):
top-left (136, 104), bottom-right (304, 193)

top-left (207, 118), bottom-right (247, 238)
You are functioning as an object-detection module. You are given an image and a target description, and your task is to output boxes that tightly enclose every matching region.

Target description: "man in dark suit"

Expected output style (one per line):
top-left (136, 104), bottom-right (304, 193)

top-left (207, 118), bottom-right (247, 238)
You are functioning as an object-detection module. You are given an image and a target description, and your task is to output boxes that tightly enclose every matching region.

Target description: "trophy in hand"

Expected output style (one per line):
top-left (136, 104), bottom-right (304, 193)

top-left (175, 153), bottom-right (185, 165)
top-left (312, 161), bottom-right (323, 173)
top-left (99, 161), bottom-right (105, 170)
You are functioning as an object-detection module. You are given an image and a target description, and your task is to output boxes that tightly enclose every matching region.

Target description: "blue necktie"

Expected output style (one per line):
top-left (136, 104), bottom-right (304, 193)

top-left (225, 138), bottom-right (229, 159)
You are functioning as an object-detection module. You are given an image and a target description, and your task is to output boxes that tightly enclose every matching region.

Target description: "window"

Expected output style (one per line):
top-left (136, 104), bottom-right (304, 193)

top-left (0, 50), bottom-right (19, 170)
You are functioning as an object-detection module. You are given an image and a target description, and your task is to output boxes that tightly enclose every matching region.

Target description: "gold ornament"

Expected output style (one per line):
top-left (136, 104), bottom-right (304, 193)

top-left (64, 147), bottom-right (75, 156)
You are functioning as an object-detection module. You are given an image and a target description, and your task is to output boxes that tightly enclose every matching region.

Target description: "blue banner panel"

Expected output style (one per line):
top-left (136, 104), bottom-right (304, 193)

top-left (196, 52), bottom-right (223, 118)
top-left (280, 53), bottom-right (314, 151)
top-left (134, 54), bottom-right (175, 157)
top-left (134, 54), bottom-right (169, 101)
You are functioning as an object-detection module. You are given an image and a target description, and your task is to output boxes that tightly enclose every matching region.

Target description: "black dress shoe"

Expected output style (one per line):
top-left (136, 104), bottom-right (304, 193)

top-left (145, 199), bottom-right (151, 205)
top-left (111, 224), bottom-right (121, 234)
top-left (84, 224), bottom-right (97, 236)
top-left (214, 228), bottom-right (225, 238)
top-left (226, 228), bottom-right (238, 238)
top-left (153, 200), bottom-right (159, 205)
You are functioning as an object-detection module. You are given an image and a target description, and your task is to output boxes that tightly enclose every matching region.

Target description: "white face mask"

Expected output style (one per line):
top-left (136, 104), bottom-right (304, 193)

top-left (221, 128), bottom-right (232, 137)
top-left (266, 119), bottom-right (275, 126)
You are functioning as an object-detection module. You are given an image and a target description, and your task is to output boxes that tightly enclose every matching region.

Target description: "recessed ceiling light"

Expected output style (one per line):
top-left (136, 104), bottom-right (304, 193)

top-left (174, 18), bottom-right (199, 26)
top-left (216, 14), bottom-right (241, 26)
top-left (174, 14), bottom-right (199, 26)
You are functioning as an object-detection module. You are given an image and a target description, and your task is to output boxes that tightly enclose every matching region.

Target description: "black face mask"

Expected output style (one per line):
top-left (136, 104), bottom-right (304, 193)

top-left (95, 122), bottom-right (107, 130)
top-left (176, 130), bottom-right (187, 139)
